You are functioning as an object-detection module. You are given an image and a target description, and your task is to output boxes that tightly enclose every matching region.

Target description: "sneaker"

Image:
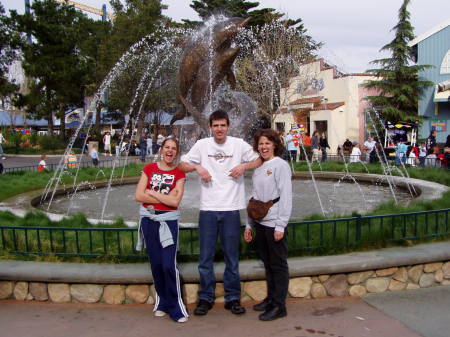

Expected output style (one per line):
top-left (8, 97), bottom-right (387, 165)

top-left (258, 306), bottom-right (287, 321)
top-left (177, 317), bottom-right (188, 323)
top-left (154, 310), bottom-right (166, 317)
top-left (253, 298), bottom-right (272, 312)
top-left (224, 299), bottom-right (246, 315)
top-left (194, 299), bottom-right (213, 316)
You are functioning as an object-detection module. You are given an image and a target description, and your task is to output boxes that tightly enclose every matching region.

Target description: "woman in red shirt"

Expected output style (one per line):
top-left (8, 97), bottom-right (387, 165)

top-left (135, 137), bottom-right (188, 323)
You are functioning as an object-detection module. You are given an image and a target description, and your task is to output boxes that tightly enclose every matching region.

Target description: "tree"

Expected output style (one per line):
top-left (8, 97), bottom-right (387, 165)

top-left (188, 0), bottom-right (302, 30)
top-left (95, 0), bottom-right (177, 125)
top-left (364, 0), bottom-right (432, 122)
top-left (11, 0), bottom-right (101, 137)
top-left (0, 4), bottom-right (21, 109)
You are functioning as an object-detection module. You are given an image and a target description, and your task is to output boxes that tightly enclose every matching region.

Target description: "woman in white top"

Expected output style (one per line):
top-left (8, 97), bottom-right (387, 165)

top-left (349, 142), bottom-right (361, 163)
top-left (244, 129), bottom-right (292, 321)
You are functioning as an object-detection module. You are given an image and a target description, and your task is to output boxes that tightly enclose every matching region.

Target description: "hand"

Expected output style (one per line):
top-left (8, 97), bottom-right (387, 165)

top-left (195, 165), bottom-right (212, 183)
top-left (229, 164), bottom-right (245, 179)
top-left (274, 230), bottom-right (284, 241)
top-left (244, 229), bottom-right (253, 243)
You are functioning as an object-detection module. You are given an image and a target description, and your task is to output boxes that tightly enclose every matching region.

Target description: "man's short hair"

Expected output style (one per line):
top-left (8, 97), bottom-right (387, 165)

top-left (209, 109), bottom-right (230, 126)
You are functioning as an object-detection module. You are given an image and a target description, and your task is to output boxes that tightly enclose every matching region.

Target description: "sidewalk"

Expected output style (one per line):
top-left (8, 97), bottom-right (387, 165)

top-left (0, 296), bottom-right (421, 337)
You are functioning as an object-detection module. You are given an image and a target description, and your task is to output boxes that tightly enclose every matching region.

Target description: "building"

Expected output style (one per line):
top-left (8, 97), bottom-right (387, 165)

top-left (409, 19), bottom-right (450, 143)
top-left (273, 59), bottom-right (378, 152)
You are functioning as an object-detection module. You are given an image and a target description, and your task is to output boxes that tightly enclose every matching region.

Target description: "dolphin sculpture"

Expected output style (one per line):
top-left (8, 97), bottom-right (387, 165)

top-left (170, 17), bottom-right (250, 128)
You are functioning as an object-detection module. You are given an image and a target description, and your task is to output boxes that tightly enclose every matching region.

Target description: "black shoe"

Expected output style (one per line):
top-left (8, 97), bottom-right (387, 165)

top-left (224, 299), bottom-right (246, 315)
top-left (259, 306), bottom-right (287, 321)
top-left (194, 299), bottom-right (213, 316)
top-left (253, 298), bottom-right (273, 312)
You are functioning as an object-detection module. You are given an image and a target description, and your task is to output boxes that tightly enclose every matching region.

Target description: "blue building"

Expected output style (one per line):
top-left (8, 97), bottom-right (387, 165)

top-left (409, 19), bottom-right (450, 143)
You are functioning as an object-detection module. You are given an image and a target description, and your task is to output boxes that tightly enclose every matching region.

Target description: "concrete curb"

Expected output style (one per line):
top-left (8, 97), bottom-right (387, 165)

top-left (1, 241), bottom-right (449, 284)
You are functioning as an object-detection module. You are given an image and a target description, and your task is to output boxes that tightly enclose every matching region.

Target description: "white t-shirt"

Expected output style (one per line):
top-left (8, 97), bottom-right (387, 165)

top-left (182, 136), bottom-right (259, 211)
top-left (38, 160), bottom-right (46, 168)
top-left (363, 140), bottom-right (376, 152)
top-left (349, 147), bottom-right (361, 163)
top-left (103, 134), bottom-right (111, 145)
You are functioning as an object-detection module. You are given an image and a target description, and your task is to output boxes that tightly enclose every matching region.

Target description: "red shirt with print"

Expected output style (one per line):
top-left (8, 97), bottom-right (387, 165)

top-left (142, 163), bottom-right (186, 211)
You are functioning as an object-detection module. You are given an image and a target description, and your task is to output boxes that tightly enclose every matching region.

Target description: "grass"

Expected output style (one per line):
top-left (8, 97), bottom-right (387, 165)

top-left (0, 162), bottom-right (449, 263)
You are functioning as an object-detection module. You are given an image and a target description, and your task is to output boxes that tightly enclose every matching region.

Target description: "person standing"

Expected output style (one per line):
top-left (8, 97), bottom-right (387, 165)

top-left (139, 132), bottom-right (147, 162)
top-left (426, 130), bottom-right (437, 152)
top-left (284, 129), bottom-right (297, 162)
top-left (0, 131), bottom-right (6, 159)
top-left (319, 133), bottom-right (330, 162)
top-left (363, 136), bottom-right (376, 163)
top-left (349, 142), bottom-right (361, 163)
top-left (244, 129), bottom-right (292, 321)
top-left (103, 131), bottom-right (112, 156)
top-left (146, 134), bottom-right (153, 156)
top-left (418, 143), bottom-right (427, 167)
top-left (134, 137), bottom-right (188, 323)
top-left (90, 144), bottom-right (99, 167)
top-left (179, 109), bottom-right (260, 316)
top-left (311, 130), bottom-right (320, 162)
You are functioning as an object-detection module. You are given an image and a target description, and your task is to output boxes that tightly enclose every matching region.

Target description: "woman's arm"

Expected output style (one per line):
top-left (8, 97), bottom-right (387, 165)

top-left (134, 172), bottom-right (160, 204)
top-left (147, 178), bottom-right (186, 208)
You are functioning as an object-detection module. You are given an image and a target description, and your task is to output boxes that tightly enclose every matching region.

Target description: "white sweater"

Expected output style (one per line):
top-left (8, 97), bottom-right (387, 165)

top-left (246, 156), bottom-right (292, 233)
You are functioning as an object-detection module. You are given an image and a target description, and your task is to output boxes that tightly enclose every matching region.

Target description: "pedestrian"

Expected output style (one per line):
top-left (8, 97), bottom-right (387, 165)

top-left (284, 129), bottom-right (297, 162)
top-left (363, 136), bottom-right (376, 162)
top-left (311, 130), bottom-right (320, 162)
top-left (37, 154), bottom-right (47, 172)
top-left (319, 132), bottom-right (330, 162)
top-left (0, 130), bottom-right (6, 159)
top-left (146, 134), bottom-right (153, 156)
top-left (103, 131), bottom-right (112, 156)
top-left (349, 142), bottom-right (361, 163)
top-left (179, 109), bottom-right (260, 316)
top-left (426, 130), bottom-right (437, 152)
top-left (139, 132), bottom-right (147, 162)
top-left (418, 143), bottom-right (427, 167)
top-left (90, 144), bottom-right (99, 167)
top-left (244, 129), bottom-right (292, 321)
top-left (395, 141), bottom-right (407, 165)
top-left (134, 137), bottom-right (188, 323)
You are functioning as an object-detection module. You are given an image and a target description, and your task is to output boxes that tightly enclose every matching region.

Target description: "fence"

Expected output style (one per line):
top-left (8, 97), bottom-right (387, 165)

top-left (2, 156), bottom-right (145, 174)
top-left (1, 208), bottom-right (449, 261)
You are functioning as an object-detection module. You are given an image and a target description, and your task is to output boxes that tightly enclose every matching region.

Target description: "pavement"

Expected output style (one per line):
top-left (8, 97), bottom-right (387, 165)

top-left (0, 293), bottom-right (427, 337)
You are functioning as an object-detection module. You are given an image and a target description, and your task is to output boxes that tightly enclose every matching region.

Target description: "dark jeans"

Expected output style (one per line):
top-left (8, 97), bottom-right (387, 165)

top-left (321, 148), bottom-right (327, 162)
top-left (198, 210), bottom-right (241, 303)
top-left (254, 222), bottom-right (289, 308)
top-left (289, 150), bottom-right (297, 162)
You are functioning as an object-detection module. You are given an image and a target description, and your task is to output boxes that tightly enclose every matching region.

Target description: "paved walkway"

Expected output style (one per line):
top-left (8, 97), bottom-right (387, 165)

top-left (0, 295), bottom-right (423, 337)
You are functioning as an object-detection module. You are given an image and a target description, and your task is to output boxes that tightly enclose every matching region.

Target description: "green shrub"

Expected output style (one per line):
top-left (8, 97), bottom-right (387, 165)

top-left (37, 135), bottom-right (65, 150)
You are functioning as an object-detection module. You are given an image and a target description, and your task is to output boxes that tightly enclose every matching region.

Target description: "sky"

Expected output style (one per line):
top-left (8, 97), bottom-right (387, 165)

top-left (3, 0), bottom-right (450, 73)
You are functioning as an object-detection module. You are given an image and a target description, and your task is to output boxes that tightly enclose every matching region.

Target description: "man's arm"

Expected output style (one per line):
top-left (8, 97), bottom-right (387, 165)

top-left (229, 157), bottom-right (262, 179)
top-left (179, 161), bottom-right (212, 183)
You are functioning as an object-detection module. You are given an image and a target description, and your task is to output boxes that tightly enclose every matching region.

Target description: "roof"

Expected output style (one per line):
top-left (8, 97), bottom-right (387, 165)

top-left (409, 18), bottom-right (450, 47)
top-left (0, 110), bottom-right (53, 127)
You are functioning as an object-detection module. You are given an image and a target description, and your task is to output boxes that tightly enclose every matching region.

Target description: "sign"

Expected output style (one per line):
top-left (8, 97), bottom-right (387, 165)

top-left (291, 123), bottom-right (305, 132)
top-left (430, 119), bottom-right (447, 132)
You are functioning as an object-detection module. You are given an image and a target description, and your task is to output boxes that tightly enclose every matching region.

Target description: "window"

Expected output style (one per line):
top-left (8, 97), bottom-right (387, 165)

top-left (441, 49), bottom-right (450, 74)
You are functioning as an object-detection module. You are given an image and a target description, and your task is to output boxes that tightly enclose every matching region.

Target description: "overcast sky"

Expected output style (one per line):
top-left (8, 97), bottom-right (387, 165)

top-left (3, 0), bottom-right (450, 73)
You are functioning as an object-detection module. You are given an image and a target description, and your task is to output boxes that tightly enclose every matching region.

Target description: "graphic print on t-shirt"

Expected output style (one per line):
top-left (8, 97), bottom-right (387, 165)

top-left (150, 172), bottom-right (175, 194)
top-left (208, 150), bottom-right (233, 163)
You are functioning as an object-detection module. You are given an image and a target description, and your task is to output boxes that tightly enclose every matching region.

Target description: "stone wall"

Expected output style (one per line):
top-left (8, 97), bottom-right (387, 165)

top-left (1, 261), bottom-right (449, 304)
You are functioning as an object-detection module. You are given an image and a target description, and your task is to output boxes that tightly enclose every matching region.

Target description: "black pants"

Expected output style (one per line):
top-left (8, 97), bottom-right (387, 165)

top-left (289, 150), bottom-right (297, 162)
top-left (254, 222), bottom-right (289, 308)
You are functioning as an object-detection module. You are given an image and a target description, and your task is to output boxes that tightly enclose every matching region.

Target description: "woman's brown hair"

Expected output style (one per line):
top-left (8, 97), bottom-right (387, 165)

top-left (253, 129), bottom-right (285, 159)
top-left (160, 137), bottom-right (180, 159)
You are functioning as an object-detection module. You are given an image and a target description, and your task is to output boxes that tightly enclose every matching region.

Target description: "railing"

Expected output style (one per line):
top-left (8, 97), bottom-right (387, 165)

top-left (2, 156), bottom-right (145, 174)
top-left (1, 208), bottom-right (449, 261)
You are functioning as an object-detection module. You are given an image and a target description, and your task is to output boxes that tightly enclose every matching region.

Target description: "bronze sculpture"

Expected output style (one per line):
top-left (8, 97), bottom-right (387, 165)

top-left (170, 17), bottom-right (250, 129)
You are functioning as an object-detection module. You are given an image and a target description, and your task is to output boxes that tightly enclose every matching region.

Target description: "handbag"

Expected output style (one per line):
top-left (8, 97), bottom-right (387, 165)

top-left (246, 197), bottom-right (280, 221)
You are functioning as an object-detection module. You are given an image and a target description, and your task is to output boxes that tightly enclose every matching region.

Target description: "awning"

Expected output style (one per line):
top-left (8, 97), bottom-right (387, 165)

top-left (434, 81), bottom-right (450, 102)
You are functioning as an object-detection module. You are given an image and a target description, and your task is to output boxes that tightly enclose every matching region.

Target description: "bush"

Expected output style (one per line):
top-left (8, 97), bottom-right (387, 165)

top-left (37, 135), bottom-right (65, 150)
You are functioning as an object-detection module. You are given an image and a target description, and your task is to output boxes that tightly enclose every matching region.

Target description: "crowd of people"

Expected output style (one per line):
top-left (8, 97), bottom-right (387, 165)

top-left (281, 128), bottom-right (450, 169)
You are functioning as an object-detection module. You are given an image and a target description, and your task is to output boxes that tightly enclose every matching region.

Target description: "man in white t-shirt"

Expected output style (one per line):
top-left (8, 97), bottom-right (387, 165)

top-left (180, 110), bottom-right (260, 316)
top-left (363, 136), bottom-right (376, 162)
